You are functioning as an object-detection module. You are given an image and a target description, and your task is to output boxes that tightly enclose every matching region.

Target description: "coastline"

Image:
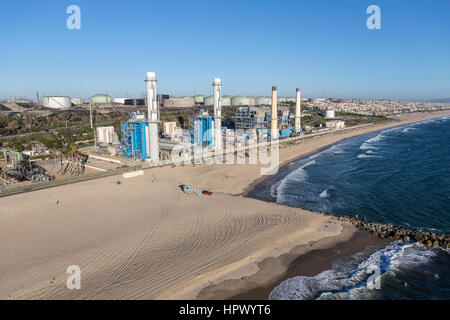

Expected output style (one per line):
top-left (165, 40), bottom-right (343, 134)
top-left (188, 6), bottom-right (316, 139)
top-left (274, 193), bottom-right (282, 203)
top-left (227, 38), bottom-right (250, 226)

top-left (0, 110), bottom-right (449, 300)
top-left (196, 225), bottom-right (387, 300)
top-left (196, 110), bottom-right (450, 300)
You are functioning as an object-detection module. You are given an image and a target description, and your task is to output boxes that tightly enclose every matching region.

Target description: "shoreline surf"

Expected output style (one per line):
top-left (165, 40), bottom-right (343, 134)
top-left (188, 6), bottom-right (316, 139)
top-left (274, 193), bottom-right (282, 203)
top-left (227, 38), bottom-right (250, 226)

top-left (199, 110), bottom-right (450, 300)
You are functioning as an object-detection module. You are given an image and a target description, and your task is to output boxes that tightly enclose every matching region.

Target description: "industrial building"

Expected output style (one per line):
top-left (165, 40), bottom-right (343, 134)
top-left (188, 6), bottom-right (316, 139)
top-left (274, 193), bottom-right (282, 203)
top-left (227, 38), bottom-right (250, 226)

top-left (326, 120), bottom-right (345, 129)
top-left (163, 122), bottom-right (178, 137)
top-left (96, 126), bottom-right (116, 144)
top-left (325, 109), bottom-right (335, 119)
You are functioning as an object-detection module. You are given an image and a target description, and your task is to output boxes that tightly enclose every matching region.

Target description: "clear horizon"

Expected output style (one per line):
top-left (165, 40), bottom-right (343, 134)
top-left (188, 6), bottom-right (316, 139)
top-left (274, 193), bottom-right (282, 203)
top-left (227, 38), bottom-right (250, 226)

top-left (1, 0), bottom-right (449, 101)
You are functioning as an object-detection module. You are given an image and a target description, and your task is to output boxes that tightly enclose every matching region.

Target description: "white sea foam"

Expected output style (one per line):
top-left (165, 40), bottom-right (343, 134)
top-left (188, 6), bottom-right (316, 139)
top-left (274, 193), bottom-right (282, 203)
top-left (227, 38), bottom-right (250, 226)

top-left (270, 160), bottom-right (316, 200)
top-left (269, 243), bottom-right (438, 300)
top-left (319, 189), bottom-right (330, 198)
top-left (358, 153), bottom-right (381, 159)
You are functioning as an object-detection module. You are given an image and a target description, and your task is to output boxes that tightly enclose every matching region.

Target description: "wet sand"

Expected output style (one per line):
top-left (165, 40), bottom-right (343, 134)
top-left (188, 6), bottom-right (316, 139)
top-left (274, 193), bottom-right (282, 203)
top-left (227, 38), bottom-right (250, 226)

top-left (197, 227), bottom-right (386, 300)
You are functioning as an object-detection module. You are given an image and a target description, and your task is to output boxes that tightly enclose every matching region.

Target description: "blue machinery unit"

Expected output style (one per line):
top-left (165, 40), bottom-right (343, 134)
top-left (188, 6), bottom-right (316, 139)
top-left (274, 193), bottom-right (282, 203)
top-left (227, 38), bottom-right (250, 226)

top-left (189, 109), bottom-right (214, 147)
top-left (121, 111), bottom-right (150, 161)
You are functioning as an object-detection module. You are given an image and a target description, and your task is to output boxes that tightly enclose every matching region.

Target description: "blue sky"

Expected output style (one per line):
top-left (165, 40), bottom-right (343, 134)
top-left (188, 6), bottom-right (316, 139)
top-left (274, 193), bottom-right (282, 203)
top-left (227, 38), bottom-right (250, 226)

top-left (1, 0), bottom-right (449, 100)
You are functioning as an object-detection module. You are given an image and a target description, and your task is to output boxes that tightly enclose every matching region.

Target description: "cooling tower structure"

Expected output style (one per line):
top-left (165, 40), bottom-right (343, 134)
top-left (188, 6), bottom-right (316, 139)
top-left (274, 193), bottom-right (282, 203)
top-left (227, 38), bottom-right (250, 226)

top-left (271, 86), bottom-right (278, 139)
top-left (146, 72), bottom-right (159, 164)
top-left (213, 78), bottom-right (222, 150)
top-left (295, 88), bottom-right (301, 132)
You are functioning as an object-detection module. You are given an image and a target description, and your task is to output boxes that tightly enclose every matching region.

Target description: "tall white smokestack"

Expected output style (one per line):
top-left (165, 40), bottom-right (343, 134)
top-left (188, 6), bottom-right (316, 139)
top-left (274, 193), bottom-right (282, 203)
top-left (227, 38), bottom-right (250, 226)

top-left (271, 86), bottom-right (278, 139)
top-left (295, 88), bottom-right (301, 132)
top-left (146, 72), bottom-right (159, 163)
top-left (213, 78), bottom-right (222, 150)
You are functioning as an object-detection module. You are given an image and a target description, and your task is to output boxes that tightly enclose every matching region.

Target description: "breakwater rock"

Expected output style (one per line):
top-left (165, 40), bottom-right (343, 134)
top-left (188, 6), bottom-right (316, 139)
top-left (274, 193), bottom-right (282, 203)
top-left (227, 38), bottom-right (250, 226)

top-left (323, 213), bottom-right (450, 249)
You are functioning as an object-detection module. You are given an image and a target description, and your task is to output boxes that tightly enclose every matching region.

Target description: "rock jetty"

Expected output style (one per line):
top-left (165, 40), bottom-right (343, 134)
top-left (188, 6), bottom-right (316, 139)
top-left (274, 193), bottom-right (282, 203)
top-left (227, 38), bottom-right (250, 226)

top-left (324, 213), bottom-right (450, 249)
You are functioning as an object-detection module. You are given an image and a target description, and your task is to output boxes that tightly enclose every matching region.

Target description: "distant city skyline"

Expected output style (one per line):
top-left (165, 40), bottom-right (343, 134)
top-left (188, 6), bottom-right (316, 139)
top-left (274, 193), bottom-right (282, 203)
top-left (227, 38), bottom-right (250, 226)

top-left (1, 0), bottom-right (449, 101)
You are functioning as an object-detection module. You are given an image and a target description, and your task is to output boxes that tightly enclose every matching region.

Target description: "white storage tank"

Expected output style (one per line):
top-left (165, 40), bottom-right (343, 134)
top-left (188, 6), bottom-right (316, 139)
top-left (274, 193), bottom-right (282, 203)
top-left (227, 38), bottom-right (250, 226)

top-left (91, 94), bottom-right (113, 105)
top-left (231, 96), bottom-right (250, 106)
top-left (71, 98), bottom-right (83, 105)
top-left (42, 96), bottom-right (72, 109)
top-left (286, 97), bottom-right (296, 103)
top-left (255, 96), bottom-right (272, 105)
top-left (113, 98), bottom-right (126, 104)
top-left (325, 109), bottom-right (335, 119)
top-left (204, 95), bottom-right (214, 107)
top-left (194, 95), bottom-right (205, 104)
top-left (247, 96), bottom-right (256, 106)
top-left (221, 96), bottom-right (232, 107)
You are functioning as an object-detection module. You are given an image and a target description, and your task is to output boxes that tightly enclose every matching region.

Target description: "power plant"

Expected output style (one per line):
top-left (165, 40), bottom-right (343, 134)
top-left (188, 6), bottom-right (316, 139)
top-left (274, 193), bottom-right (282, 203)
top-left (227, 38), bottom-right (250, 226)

top-left (116, 73), bottom-right (305, 164)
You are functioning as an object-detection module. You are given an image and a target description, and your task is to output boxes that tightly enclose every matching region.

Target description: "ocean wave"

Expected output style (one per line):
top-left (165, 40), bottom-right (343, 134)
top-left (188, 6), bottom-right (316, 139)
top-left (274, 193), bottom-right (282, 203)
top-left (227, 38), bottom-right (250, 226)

top-left (269, 243), bottom-right (440, 300)
top-left (327, 144), bottom-right (347, 155)
top-left (270, 160), bottom-right (316, 199)
top-left (360, 133), bottom-right (384, 150)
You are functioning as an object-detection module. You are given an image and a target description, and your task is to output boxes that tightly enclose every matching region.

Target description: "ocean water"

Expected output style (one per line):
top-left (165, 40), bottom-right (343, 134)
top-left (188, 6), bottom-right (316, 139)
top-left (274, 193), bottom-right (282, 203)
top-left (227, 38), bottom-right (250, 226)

top-left (267, 116), bottom-right (450, 300)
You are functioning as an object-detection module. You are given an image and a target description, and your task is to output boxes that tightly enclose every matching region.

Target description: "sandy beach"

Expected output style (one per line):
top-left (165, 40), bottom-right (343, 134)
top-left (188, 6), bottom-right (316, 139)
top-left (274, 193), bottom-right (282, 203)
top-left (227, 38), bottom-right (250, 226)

top-left (0, 110), bottom-right (449, 300)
